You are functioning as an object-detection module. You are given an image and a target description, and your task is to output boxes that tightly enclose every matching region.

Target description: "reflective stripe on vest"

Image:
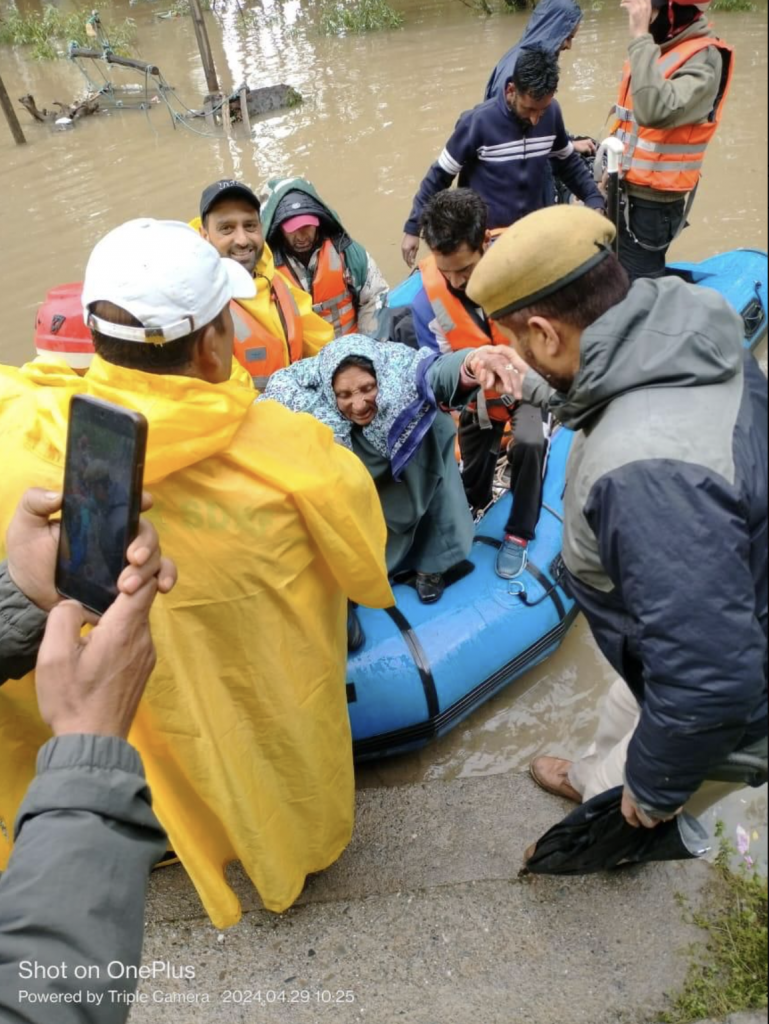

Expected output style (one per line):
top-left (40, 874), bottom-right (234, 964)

top-left (230, 277), bottom-right (303, 391)
top-left (420, 252), bottom-right (512, 424)
top-left (612, 35), bottom-right (733, 192)
top-left (277, 239), bottom-right (358, 338)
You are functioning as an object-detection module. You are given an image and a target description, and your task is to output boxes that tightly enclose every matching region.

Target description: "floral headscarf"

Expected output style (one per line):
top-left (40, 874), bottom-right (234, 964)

top-left (259, 335), bottom-right (439, 479)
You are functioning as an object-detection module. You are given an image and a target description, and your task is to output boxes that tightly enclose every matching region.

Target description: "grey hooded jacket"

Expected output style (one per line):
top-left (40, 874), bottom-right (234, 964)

top-left (0, 560), bottom-right (47, 684)
top-left (0, 564), bottom-right (166, 1022)
top-left (524, 276), bottom-right (768, 814)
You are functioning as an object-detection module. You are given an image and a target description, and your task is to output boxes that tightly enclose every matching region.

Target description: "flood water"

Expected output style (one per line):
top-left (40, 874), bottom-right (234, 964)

top-left (1, 0), bottom-right (767, 867)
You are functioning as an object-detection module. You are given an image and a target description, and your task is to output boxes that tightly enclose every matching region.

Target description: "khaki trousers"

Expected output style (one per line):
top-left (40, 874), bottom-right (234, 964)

top-left (567, 678), bottom-right (743, 816)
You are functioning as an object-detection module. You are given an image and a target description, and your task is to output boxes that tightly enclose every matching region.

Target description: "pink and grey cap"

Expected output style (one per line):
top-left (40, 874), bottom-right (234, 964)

top-left (281, 214), bottom-right (320, 234)
top-left (81, 218), bottom-right (256, 344)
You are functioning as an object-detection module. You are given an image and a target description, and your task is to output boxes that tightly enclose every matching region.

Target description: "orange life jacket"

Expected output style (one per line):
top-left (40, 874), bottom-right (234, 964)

top-left (420, 249), bottom-right (512, 424)
top-left (613, 34), bottom-right (733, 193)
top-left (230, 275), bottom-right (303, 391)
top-left (277, 239), bottom-right (357, 337)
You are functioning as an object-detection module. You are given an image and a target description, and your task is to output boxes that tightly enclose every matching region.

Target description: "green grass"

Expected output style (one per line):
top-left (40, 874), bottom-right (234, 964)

top-left (658, 823), bottom-right (768, 1024)
top-left (317, 0), bottom-right (404, 35)
top-left (0, 5), bottom-right (135, 59)
top-left (711, 0), bottom-right (755, 10)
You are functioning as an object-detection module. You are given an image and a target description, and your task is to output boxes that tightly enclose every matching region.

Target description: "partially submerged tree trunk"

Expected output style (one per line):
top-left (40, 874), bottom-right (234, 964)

top-left (18, 93), bottom-right (100, 123)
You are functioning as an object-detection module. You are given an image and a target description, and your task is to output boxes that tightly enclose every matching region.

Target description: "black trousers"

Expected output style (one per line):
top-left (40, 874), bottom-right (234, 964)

top-left (458, 403), bottom-right (546, 540)
top-left (617, 195), bottom-right (686, 282)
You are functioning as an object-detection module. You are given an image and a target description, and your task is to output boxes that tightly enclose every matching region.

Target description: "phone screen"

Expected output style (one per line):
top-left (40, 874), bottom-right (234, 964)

top-left (56, 395), bottom-right (147, 615)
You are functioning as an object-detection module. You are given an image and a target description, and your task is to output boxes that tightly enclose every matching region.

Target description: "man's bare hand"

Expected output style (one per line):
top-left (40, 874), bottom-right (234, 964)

top-left (401, 233), bottom-right (420, 269)
top-left (464, 345), bottom-right (527, 400)
top-left (119, 494), bottom-right (178, 598)
top-left (573, 138), bottom-right (597, 156)
top-left (621, 787), bottom-right (680, 829)
top-left (6, 489), bottom-right (63, 612)
top-left (621, 0), bottom-right (652, 39)
top-left (6, 488), bottom-right (177, 615)
top-left (35, 580), bottom-right (158, 739)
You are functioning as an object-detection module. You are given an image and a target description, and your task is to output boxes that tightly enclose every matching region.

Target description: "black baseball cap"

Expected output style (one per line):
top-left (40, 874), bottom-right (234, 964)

top-left (199, 179), bottom-right (261, 220)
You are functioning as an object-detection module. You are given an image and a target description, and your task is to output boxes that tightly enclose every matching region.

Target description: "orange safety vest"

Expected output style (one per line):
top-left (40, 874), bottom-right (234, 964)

top-left (420, 249), bottom-right (512, 425)
top-left (230, 275), bottom-right (303, 391)
top-left (613, 34), bottom-right (733, 193)
top-left (277, 239), bottom-right (357, 337)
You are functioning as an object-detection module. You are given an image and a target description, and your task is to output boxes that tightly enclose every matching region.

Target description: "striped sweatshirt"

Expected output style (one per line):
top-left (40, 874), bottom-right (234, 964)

top-left (404, 91), bottom-right (604, 235)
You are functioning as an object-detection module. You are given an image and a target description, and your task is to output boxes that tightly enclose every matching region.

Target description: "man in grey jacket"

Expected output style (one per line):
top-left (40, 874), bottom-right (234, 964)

top-left (467, 205), bottom-right (767, 830)
top-left (0, 488), bottom-right (176, 1023)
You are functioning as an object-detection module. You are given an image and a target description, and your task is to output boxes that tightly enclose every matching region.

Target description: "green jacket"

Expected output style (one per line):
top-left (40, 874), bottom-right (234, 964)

top-left (261, 177), bottom-right (370, 294)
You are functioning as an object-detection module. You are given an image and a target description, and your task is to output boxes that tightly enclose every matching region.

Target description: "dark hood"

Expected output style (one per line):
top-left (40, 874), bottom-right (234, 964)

top-left (484, 0), bottom-right (582, 99)
top-left (261, 177), bottom-right (351, 252)
top-left (516, 0), bottom-right (581, 54)
top-left (551, 276), bottom-right (745, 431)
top-left (271, 190), bottom-right (336, 237)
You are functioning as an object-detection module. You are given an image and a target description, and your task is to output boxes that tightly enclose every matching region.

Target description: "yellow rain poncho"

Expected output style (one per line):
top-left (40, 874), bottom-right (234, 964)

top-left (190, 217), bottom-right (334, 360)
top-left (0, 354), bottom-right (393, 928)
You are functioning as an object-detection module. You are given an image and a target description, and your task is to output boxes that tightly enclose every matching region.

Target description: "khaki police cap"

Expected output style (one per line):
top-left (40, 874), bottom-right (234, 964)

top-left (467, 206), bottom-right (616, 320)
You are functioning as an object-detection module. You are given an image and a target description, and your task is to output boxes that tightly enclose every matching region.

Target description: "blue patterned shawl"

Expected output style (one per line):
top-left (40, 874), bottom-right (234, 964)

top-left (258, 335), bottom-right (440, 480)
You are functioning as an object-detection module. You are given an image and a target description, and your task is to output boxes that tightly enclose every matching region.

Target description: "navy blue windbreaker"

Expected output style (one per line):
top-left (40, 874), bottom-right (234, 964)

top-left (403, 92), bottom-right (603, 236)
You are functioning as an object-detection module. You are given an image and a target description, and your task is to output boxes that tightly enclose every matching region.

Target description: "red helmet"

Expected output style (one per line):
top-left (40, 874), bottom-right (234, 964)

top-left (34, 282), bottom-right (94, 369)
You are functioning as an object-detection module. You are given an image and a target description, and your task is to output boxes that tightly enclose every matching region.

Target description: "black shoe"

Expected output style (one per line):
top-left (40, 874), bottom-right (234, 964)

top-left (153, 849), bottom-right (180, 871)
top-left (347, 603), bottom-right (365, 652)
top-left (416, 572), bottom-right (445, 604)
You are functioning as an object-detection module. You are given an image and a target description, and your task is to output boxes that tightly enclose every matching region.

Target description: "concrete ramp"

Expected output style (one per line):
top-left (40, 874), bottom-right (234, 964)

top-left (135, 771), bottom-right (730, 1023)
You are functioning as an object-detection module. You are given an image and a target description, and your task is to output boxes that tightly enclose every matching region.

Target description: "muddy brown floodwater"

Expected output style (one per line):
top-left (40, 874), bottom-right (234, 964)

top-left (1, 0), bottom-right (767, 866)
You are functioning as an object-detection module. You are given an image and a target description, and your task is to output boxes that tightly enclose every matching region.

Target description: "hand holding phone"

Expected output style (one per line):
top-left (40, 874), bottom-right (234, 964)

top-left (7, 486), bottom-right (177, 621)
top-left (56, 396), bottom-right (148, 616)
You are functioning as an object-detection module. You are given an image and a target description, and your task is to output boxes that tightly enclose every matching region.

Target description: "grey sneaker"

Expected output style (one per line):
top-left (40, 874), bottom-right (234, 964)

top-left (496, 536), bottom-right (528, 579)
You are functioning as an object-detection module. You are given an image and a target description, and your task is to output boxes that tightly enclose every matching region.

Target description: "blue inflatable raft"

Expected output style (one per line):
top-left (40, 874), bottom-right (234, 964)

top-left (348, 247), bottom-right (768, 761)
top-left (667, 248), bottom-right (768, 351)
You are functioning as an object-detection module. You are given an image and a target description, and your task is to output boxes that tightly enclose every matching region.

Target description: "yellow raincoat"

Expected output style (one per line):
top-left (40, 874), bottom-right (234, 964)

top-left (190, 217), bottom-right (334, 360)
top-left (0, 354), bottom-right (393, 928)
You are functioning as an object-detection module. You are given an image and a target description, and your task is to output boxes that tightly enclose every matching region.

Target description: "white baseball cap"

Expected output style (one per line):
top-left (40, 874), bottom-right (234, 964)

top-left (81, 218), bottom-right (257, 344)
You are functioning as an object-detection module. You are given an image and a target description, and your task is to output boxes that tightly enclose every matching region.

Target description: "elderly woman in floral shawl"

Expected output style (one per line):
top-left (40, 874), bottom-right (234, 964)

top-left (261, 334), bottom-right (518, 608)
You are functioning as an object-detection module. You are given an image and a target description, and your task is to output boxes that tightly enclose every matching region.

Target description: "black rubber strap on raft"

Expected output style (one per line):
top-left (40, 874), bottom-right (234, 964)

top-left (475, 536), bottom-right (566, 620)
top-left (385, 606), bottom-right (440, 720)
top-left (523, 561), bottom-right (566, 618)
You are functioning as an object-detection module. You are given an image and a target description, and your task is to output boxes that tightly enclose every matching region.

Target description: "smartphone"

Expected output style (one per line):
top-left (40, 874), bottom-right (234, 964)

top-left (56, 395), bottom-right (148, 616)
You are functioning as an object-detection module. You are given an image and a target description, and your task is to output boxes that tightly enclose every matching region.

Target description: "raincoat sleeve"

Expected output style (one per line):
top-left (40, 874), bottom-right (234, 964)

top-left (0, 735), bottom-right (166, 1021)
top-left (291, 425), bottom-right (394, 609)
top-left (289, 280), bottom-right (335, 357)
top-left (404, 110), bottom-right (475, 236)
top-left (550, 104), bottom-right (605, 212)
top-left (628, 36), bottom-right (722, 129)
top-left (584, 462), bottom-right (767, 815)
top-left (0, 560), bottom-right (47, 685)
